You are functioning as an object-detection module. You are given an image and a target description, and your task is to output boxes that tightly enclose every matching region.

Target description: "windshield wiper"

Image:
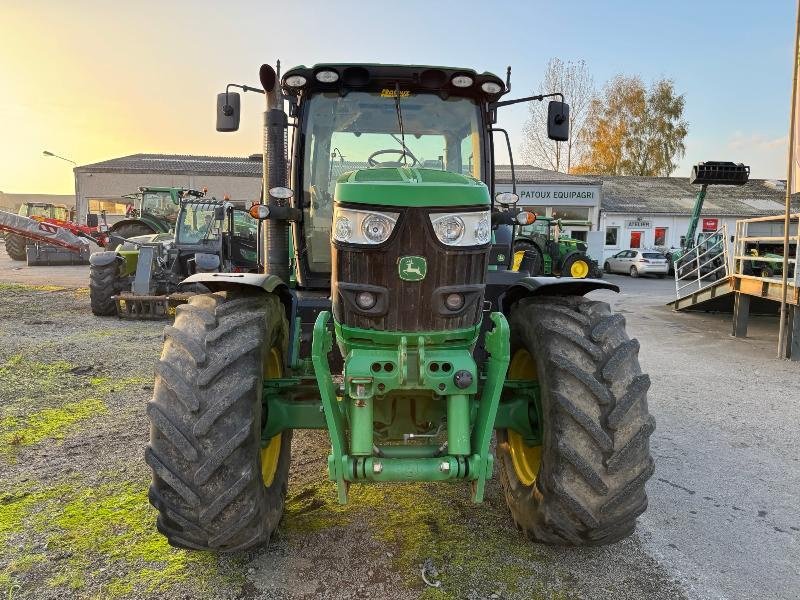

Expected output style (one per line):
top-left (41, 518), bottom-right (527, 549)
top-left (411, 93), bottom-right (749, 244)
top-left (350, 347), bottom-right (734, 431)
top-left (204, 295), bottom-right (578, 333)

top-left (393, 82), bottom-right (408, 167)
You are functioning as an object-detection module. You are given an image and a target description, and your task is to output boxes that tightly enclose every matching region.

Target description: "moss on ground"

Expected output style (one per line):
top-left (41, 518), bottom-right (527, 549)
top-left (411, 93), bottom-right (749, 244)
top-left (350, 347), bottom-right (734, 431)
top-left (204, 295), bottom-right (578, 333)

top-left (283, 476), bottom-right (570, 599)
top-left (0, 283), bottom-right (67, 293)
top-left (0, 478), bottom-right (245, 598)
top-left (0, 354), bottom-right (148, 458)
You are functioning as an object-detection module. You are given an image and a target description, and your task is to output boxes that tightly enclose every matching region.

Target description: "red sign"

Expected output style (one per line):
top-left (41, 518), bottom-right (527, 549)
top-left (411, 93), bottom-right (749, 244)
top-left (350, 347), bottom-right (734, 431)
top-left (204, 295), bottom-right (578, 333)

top-left (702, 218), bottom-right (719, 232)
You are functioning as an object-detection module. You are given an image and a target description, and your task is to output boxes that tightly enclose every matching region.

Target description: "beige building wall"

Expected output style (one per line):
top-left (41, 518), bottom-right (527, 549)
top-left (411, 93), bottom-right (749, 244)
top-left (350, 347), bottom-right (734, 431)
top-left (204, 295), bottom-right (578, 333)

top-left (75, 172), bottom-right (261, 223)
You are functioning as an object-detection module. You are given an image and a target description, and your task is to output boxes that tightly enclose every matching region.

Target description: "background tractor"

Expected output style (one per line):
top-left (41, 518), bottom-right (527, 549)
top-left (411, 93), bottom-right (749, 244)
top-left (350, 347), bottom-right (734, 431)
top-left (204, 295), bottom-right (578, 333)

top-left (3, 202), bottom-right (72, 260)
top-left (104, 187), bottom-right (204, 249)
top-left (144, 62), bottom-right (655, 552)
top-left (89, 198), bottom-right (258, 318)
top-left (512, 216), bottom-right (601, 278)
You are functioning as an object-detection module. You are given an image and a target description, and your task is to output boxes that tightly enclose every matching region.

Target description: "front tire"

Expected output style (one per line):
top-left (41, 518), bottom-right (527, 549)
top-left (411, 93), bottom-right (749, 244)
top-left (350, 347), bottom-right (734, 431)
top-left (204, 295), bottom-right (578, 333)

top-left (498, 296), bottom-right (655, 545)
top-left (89, 261), bottom-right (123, 316)
top-left (562, 254), bottom-right (591, 278)
top-left (5, 234), bottom-right (27, 261)
top-left (146, 292), bottom-right (292, 551)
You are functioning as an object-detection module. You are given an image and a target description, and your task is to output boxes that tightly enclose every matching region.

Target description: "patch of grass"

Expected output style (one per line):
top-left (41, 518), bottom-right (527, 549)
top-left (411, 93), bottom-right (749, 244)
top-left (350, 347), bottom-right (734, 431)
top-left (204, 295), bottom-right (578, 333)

top-left (0, 282), bottom-right (67, 293)
top-left (283, 476), bottom-right (567, 598)
top-left (1, 478), bottom-right (245, 598)
top-left (0, 398), bottom-right (106, 450)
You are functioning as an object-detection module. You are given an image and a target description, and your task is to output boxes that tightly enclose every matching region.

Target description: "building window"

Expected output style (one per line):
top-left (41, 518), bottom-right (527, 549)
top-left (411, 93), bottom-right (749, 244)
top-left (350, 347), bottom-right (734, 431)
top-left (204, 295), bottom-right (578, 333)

top-left (654, 227), bottom-right (668, 247)
top-left (605, 226), bottom-right (619, 246)
top-left (551, 206), bottom-right (591, 221)
top-left (630, 231), bottom-right (643, 249)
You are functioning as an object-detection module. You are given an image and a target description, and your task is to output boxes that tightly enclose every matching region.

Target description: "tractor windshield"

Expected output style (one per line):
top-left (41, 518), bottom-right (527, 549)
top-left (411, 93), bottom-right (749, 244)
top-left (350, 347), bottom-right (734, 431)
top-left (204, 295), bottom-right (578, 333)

top-left (300, 91), bottom-right (483, 273)
top-left (141, 191), bottom-right (180, 224)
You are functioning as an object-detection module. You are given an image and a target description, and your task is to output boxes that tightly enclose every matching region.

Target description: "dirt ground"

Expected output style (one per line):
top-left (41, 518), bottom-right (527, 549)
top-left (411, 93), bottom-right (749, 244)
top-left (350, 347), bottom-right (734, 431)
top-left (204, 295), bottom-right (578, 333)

top-left (0, 245), bottom-right (797, 600)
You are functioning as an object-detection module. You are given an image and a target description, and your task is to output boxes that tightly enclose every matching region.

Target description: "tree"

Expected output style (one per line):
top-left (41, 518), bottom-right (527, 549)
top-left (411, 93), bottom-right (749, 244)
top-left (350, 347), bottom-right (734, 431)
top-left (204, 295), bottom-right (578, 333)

top-left (520, 58), bottom-right (595, 173)
top-left (573, 76), bottom-right (688, 176)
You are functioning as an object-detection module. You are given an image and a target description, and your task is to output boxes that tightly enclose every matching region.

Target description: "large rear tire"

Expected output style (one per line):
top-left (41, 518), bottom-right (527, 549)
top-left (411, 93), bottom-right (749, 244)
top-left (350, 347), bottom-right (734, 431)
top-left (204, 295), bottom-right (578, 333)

top-left (4, 234), bottom-right (27, 261)
top-left (107, 222), bottom-right (156, 250)
top-left (146, 291), bottom-right (292, 551)
top-left (497, 295), bottom-right (655, 545)
top-left (89, 261), bottom-right (123, 316)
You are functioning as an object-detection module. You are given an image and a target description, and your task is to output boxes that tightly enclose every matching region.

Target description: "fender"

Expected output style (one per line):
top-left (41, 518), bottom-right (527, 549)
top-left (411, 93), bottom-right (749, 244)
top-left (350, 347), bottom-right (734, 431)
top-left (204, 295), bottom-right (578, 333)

top-left (89, 250), bottom-right (120, 268)
top-left (499, 275), bottom-right (619, 313)
top-left (181, 272), bottom-right (287, 294)
top-left (108, 217), bottom-right (162, 235)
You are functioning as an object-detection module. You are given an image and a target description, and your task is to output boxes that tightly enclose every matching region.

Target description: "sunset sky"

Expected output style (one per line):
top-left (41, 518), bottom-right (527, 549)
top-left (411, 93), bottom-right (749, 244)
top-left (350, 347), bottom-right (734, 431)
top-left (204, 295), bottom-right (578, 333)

top-left (1, 0), bottom-right (796, 195)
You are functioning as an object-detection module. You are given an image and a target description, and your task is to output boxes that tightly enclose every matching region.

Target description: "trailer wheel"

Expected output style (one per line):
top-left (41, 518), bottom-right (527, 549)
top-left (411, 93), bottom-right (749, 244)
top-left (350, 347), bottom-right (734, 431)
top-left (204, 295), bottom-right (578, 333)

top-left (146, 291), bottom-right (292, 552)
top-left (107, 222), bottom-right (156, 249)
top-left (498, 295), bottom-right (655, 545)
top-left (89, 261), bottom-right (123, 316)
top-left (4, 234), bottom-right (27, 261)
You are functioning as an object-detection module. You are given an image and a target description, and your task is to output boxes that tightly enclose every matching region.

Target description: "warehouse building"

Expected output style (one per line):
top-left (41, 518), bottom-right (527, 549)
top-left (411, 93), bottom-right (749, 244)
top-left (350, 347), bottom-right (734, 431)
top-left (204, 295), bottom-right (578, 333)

top-left (73, 154), bottom-right (262, 224)
top-left (598, 176), bottom-right (798, 261)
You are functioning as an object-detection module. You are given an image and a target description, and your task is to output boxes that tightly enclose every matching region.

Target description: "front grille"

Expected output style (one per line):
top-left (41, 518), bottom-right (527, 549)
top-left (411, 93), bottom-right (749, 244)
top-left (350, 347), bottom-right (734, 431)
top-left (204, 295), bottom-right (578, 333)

top-left (332, 206), bottom-right (488, 331)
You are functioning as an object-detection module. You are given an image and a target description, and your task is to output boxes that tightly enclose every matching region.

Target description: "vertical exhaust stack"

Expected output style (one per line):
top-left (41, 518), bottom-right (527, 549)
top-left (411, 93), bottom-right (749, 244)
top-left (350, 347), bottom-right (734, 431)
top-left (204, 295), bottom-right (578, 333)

top-left (259, 63), bottom-right (291, 283)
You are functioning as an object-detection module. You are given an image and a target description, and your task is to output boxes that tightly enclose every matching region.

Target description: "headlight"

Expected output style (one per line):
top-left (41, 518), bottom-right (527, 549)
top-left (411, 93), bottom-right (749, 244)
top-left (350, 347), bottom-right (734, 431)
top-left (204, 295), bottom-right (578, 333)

top-left (332, 207), bottom-right (398, 244)
top-left (430, 211), bottom-right (491, 246)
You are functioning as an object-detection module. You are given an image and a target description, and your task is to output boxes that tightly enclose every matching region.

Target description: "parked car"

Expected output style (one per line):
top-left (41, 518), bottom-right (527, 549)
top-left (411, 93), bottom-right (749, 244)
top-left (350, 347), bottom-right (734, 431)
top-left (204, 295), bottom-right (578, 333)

top-left (604, 249), bottom-right (669, 278)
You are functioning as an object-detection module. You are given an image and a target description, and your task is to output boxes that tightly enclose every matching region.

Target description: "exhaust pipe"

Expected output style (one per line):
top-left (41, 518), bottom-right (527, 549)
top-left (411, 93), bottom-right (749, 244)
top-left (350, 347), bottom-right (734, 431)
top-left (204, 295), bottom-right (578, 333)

top-left (259, 63), bottom-right (291, 283)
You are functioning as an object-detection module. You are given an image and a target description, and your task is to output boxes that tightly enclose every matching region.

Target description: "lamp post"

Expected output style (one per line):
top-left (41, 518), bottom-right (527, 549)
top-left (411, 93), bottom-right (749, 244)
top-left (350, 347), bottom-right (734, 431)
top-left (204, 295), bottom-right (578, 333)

top-left (43, 150), bottom-right (81, 222)
top-left (42, 150), bottom-right (76, 165)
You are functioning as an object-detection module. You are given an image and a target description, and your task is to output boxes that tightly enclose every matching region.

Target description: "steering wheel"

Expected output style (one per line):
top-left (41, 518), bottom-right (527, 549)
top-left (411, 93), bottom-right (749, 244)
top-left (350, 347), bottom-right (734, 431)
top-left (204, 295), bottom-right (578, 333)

top-left (367, 148), bottom-right (419, 168)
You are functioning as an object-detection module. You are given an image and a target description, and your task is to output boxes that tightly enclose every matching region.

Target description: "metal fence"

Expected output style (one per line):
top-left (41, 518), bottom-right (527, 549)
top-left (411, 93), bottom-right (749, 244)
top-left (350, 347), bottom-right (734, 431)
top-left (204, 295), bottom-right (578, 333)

top-left (732, 213), bottom-right (800, 286)
top-left (674, 225), bottom-right (731, 298)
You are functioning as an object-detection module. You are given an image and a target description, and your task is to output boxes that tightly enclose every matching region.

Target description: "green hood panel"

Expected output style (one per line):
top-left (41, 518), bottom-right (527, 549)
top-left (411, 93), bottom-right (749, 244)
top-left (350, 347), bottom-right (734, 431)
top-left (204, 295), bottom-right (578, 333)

top-left (335, 168), bottom-right (490, 207)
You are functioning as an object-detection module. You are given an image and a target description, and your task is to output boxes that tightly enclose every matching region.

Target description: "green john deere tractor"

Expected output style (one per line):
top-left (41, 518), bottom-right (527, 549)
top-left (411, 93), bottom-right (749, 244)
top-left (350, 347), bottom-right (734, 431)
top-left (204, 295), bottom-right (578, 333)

top-left (145, 63), bottom-right (655, 552)
top-left (512, 216), bottom-right (601, 278)
top-left (104, 187), bottom-right (204, 249)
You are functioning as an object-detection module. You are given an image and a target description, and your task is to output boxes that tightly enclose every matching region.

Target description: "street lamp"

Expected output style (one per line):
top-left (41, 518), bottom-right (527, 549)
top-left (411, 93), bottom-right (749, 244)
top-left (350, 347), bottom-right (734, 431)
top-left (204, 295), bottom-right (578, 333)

top-left (42, 150), bottom-right (76, 165)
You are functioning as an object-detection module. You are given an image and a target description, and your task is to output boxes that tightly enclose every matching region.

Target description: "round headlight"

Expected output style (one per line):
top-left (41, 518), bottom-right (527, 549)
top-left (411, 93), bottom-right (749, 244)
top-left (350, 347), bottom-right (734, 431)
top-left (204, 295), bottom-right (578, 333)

top-left (334, 216), bottom-right (352, 241)
top-left (495, 192), bottom-right (519, 205)
top-left (451, 75), bottom-right (474, 88)
top-left (356, 291), bottom-right (377, 310)
top-left (474, 217), bottom-right (490, 244)
top-left (444, 293), bottom-right (464, 311)
top-left (285, 75), bottom-right (307, 88)
top-left (433, 215), bottom-right (465, 244)
top-left (361, 214), bottom-right (394, 244)
top-left (481, 81), bottom-right (502, 94)
top-left (269, 186), bottom-right (293, 199)
top-left (315, 70), bottom-right (339, 83)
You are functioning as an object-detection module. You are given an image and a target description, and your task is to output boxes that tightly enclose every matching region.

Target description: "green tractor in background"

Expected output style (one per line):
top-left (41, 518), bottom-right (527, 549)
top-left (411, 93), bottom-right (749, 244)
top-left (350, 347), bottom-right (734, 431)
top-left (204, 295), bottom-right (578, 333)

top-left (145, 62), bottom-right (654, 552)
top-left (512, 216), bottom-right (601, 278)
top-left (3, 202), bottom-right (71, 260)
top-left (89, 197), bottom-right (258, 318)
top-left (104, 187), bottom-right (205, 249)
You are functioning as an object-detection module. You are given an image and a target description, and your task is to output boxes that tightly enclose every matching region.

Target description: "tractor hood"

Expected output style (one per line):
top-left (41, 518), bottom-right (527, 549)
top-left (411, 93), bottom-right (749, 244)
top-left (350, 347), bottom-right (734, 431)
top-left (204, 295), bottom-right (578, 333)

top-left (334, 167), bottom-right (490, 207)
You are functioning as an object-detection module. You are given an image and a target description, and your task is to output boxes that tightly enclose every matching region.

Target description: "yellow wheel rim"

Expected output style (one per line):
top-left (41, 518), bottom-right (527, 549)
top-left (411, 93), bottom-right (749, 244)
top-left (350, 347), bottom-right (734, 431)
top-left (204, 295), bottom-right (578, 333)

top-left (570, 259), bottom-right (590, 278)
top-left (506, 349), bottom-right (542, 487)
top-left (260, 347), bottom-right (282, 487)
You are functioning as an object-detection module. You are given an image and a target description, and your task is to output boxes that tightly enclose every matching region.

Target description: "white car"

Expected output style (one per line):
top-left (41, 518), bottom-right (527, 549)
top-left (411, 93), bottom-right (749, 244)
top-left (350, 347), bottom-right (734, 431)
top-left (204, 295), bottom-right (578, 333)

top-left (604, 249), bottom-right (669, 278)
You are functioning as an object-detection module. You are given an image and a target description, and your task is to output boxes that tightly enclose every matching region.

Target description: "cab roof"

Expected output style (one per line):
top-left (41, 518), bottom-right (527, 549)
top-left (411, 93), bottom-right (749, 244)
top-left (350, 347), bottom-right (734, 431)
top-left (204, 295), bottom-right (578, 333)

top-left (281, 63), bottom-right (506, 100)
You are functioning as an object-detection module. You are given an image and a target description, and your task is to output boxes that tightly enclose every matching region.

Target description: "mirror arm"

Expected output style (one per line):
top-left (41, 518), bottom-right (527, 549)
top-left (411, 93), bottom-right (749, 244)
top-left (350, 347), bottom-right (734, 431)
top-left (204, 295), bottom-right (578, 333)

top-left (489, 128), bottom-right (516, 195)
top-left (489, 92), bottom-right (563, 110)
top-left (223, 83), bottom-right (265, 115)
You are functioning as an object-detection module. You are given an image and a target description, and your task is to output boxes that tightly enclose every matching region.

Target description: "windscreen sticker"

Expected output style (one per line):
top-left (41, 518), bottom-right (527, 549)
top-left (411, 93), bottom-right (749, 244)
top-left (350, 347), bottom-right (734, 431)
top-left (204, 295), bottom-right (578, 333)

top-left (380, 88), bottom-right (411, 98)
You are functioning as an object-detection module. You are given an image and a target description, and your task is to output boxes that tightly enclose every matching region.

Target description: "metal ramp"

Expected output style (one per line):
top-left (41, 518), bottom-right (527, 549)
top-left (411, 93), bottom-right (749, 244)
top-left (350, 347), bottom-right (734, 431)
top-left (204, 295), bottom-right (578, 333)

top-left (669, 214), bottom-right (799, 359)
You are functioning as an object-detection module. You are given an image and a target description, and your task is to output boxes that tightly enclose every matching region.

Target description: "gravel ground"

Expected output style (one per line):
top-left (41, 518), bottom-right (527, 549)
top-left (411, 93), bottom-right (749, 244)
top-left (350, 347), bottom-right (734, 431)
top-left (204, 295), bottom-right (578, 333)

top-left (0, 249), bottom-right (797, 599)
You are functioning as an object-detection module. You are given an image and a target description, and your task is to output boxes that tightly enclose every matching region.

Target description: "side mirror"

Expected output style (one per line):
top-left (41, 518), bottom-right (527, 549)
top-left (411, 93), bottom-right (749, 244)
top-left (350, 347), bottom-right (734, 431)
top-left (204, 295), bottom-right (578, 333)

top-left (217, 91), bottom-right (241, 132)
top-left (495, 192), bottom-right (519, 206)
top-left (86, 213), bottom-right (99, 228)
top-left (213, 206), bottom-right (226, 221)
top-left (547, 101), bottom-right (569, 141)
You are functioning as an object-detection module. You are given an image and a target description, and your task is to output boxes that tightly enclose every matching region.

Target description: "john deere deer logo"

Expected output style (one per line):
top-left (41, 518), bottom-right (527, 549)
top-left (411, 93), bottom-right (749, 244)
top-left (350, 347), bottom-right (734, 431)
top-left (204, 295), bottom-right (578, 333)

top-left (398, 256), bottom-right (427, 281)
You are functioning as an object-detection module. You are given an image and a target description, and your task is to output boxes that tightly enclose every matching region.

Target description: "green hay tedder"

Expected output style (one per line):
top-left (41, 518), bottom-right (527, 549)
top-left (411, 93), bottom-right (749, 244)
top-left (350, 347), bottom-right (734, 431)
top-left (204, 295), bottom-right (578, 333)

top-left (145, 62), bottom-right (655, 552)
